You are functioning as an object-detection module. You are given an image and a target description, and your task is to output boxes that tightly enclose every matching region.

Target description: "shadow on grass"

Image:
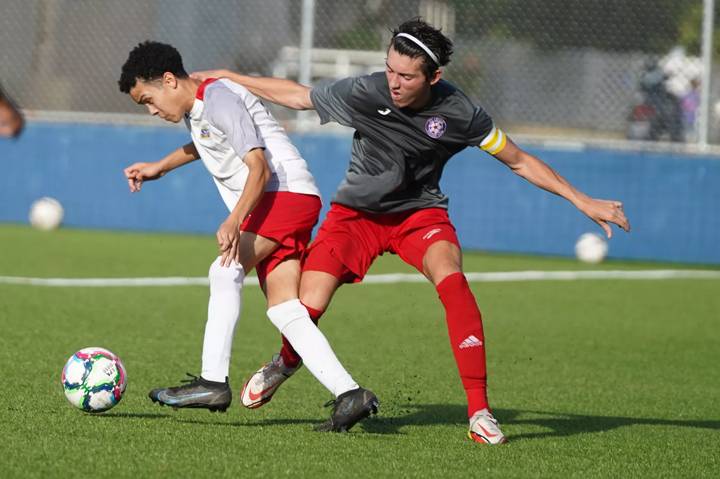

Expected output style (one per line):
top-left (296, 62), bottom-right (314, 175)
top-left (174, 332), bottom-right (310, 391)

top-left (95, 412), bottom-right (171, 420)
top-left (363, 404), bottom-right (720, 439)
top-left (116, 404), bottom-right (720, 441)
top-left (175, 417), bottom-right (321, 428)
top-left (501, 409), bottom-right (720, 442)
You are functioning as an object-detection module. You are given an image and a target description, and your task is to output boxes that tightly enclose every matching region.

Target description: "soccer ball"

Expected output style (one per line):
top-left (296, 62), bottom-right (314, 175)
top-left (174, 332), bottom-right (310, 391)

top-left (61, 347), bottom-right (127, 412)
top-left (29, 197), bottom-right (64, 231)
top-left (574, 232), bottom-right (608, 264)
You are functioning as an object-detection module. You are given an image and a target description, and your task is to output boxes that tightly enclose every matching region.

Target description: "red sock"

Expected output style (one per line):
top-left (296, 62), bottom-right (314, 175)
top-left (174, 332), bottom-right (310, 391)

top-left (279, 302), bottom-right (323, 368)
top-left (436, 272), bottom-right (489, 417)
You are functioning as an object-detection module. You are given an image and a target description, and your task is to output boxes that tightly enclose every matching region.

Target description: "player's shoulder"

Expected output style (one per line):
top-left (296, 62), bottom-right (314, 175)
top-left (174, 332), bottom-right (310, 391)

top-left (433, 80), bottom-right (480, 116)
top-left (204, 79), bottom-right (249, 101)
top-left (354, 72), bottom-right (387, 95)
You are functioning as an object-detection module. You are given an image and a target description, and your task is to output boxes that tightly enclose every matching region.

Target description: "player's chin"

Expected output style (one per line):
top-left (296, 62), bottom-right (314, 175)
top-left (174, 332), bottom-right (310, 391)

top-left (391, 98), bottom-right (408, 108)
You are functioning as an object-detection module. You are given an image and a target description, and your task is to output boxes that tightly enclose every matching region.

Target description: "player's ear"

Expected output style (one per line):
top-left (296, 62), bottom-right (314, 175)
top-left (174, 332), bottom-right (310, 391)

top-left (163, 72), bottom-right (178, 89)
top-left (429, 69), bottom-right (442, 85)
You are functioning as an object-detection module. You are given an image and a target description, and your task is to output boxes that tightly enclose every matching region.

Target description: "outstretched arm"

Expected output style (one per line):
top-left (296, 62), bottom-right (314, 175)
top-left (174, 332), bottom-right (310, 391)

top-left (191, 69), bottom-right (313, 111)
top-left (123, 142), bottom-right (199, 192)
top-left (493, 137), bottom-right (631, 238)
top-left (216, 148), bottom-right (271, 266)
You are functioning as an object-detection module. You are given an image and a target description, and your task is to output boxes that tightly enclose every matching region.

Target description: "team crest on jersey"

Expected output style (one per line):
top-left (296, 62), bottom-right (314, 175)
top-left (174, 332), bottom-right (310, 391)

top-left (200, 127), bottom-right (210, 139)
top-left (425, 116), bottom-right (447, 139)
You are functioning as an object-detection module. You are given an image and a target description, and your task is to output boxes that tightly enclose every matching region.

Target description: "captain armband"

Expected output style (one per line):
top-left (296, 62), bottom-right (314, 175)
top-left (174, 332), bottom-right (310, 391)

top-left (478, 126), bottom-right (507, 155)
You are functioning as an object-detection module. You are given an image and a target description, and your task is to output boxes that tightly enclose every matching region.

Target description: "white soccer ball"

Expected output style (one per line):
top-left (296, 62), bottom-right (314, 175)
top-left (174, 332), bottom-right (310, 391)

top-left (574, 232), bottom-right (608, 264)
top-left (62, 347), bottom-right (127, 413)
top-left (29, 197), bottom-right (64, 231)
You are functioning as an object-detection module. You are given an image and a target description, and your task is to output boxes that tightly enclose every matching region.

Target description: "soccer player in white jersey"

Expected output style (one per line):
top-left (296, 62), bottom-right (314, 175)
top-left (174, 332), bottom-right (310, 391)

top-left (118, 41), bottom-right (378, 432)
top-left (193, 18), bottom-right (631, 444)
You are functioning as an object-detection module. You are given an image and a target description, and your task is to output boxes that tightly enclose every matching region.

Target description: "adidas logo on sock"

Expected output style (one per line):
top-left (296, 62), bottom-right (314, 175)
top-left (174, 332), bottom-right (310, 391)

top-left (459, 335), bottom-right (483, 349)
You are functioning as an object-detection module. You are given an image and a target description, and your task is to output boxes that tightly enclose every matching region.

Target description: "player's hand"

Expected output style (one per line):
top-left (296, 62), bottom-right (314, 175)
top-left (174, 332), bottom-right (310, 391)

top-left (216, 217), bottom-right (241, 267)
top-left (123, 162), bottom-right (164, 192)
top-left (190, 69), bottom-right (230, 82)
top-left (577, 197), bottom-right (631, 239)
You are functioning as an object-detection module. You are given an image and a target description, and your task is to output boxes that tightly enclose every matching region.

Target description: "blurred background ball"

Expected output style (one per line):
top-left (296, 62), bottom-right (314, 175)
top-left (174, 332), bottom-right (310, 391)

top-left (29, 197), bottom-right (64, 231)
top-left (575, 232), bottom-right (608, 264)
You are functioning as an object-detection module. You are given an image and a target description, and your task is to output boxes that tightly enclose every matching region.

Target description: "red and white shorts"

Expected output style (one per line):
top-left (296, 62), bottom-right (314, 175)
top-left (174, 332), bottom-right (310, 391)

top-left (240, 191), bottom-right (321, 285)
top-left (303, 203), bottom-right (460, 283)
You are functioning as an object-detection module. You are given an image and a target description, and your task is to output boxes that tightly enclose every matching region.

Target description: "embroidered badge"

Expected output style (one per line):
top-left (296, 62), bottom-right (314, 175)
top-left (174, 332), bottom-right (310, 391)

top-left (424, 116), bottom-right (447, 139)
top-left (200, 127), bottom-right (210, 139)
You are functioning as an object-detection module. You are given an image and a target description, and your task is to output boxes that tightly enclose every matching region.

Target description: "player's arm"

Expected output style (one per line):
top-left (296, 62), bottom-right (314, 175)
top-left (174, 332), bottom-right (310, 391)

top-left (191, 69), bottom-right (313, 110)
top-left (123, 142), bottom-right (199, 192)
top-left (489, 135), bottom-right (631, 238)
top-left (217, 147), bottom-right (271, 266)
top-left (0, 84), bottom-right (24, 138)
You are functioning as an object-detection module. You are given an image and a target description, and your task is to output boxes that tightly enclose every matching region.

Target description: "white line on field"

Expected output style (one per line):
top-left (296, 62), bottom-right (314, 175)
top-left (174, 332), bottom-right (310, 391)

top-left (0, 270), bottom-right (719, 287)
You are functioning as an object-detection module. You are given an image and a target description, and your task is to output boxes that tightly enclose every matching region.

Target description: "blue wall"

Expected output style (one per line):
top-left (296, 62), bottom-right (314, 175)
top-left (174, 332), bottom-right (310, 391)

top-left (1, 122), bottom-right (718, 264)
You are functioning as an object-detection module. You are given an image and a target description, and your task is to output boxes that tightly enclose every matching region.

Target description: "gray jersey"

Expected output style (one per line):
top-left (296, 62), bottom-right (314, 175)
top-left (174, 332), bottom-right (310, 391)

top-left (311, 72), bottom-right (495, 213)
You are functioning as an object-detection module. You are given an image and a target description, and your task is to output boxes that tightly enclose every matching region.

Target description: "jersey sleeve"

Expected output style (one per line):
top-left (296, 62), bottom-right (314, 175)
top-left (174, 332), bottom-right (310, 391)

top-left (468, 106), bottom-right (507, 156)
top-left (310, 77), bottom-right (357, 127)
top-left (204, 85), bottom-right (265, 159)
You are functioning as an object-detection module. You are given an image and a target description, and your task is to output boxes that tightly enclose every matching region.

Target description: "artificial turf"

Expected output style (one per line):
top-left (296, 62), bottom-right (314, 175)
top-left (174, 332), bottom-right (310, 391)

top-left (1, 225), bottom-right (718, 477)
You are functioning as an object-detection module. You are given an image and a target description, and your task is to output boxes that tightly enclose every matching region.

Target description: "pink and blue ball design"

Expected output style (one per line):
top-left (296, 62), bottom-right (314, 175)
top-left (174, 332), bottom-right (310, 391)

top-left (61, 347), bottom-right (127, 412)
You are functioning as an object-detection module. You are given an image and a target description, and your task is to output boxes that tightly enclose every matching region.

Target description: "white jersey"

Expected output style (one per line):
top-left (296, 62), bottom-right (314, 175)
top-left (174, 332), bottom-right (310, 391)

top-left (185, 78), bottom-right (320, 210)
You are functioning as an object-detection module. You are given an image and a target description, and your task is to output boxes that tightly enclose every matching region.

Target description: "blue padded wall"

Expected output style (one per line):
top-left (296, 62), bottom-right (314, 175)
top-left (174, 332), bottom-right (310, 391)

top-left (1, 122), bottom-right (718, 264)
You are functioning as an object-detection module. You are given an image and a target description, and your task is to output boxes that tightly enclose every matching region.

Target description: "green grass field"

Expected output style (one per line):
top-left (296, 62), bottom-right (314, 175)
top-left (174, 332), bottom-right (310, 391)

top-left (1, 225), bottom-right (718, 478)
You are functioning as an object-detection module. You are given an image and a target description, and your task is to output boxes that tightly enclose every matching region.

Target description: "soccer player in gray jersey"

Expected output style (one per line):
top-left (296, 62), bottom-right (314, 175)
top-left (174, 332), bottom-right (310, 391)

top-left (194, 18), bottom-right (630, 444)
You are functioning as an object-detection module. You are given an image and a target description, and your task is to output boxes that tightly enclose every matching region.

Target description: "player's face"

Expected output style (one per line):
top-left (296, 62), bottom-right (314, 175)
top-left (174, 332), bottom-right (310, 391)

top-left (385, 46), bottom-right (441, 109)
top-left (129, 73), bottom-right (186, 123)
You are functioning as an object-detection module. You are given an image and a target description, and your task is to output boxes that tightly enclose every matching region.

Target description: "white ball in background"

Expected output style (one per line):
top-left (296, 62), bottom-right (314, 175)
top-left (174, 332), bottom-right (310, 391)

top-left (29, 197), bottom-right (64, 231)
top-left (574, 232), bottom-right (608, 264)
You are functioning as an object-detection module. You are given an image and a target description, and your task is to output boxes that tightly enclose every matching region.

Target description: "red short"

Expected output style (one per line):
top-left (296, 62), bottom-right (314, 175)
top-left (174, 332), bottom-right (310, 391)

top-left (303, 203), bottom-right (460, 283)
top-left (241, 191), bottom-right (321, 285)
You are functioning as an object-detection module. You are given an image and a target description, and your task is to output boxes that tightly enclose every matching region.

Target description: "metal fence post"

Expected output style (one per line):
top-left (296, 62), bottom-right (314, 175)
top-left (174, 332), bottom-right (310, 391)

top-left (699, 0), bottom-right (715, 148)
top-left (297, 0), bottom-right (316, 131)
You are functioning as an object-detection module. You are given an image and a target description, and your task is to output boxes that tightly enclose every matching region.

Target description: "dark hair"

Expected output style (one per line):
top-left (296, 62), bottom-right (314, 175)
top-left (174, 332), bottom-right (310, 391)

top-left (390, 18), bottom-right (453, 78)
top-left (118, 41), bottom-right (188, 94)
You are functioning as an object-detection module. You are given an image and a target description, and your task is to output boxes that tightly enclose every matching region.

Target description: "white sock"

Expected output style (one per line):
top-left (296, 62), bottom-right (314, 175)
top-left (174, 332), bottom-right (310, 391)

top-left (201, 257), bottom-right (244, 382)
top-left (267, 299), bottom-right (359, 397)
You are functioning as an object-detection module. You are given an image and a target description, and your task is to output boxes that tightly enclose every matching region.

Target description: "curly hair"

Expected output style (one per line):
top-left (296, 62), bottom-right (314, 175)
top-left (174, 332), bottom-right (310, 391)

top-left (390, 18), bottom-right (454, 79)
top-left (118, 41), bottom-right (188, 94)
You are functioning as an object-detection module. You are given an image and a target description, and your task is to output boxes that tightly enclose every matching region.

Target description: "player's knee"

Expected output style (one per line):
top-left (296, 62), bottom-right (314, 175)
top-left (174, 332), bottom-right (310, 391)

top-left (423, 246), bottom-right (462, 285)
top-left (208, 257), bottom-right (245, 293)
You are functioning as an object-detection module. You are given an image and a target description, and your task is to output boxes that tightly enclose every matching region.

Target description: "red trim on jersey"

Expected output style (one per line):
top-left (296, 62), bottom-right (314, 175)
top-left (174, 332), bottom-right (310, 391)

top-left (196, 78), bottom-right (218, 100)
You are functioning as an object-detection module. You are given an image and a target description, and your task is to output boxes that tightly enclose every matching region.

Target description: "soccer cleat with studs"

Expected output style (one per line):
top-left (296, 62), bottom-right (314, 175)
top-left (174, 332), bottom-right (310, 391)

top-left (315, 387), bottom-right (379, 432)
top-left (240, 353), bottom-right (302, 409)
top-left (468, 408), bottom-right (507, 444)
top-left (148, 373), bottom-right (231, 412)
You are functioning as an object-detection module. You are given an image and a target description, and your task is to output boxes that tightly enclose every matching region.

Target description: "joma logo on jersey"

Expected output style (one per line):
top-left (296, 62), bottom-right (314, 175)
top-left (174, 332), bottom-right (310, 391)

top-left (200, 128), bottom-right (210, 139)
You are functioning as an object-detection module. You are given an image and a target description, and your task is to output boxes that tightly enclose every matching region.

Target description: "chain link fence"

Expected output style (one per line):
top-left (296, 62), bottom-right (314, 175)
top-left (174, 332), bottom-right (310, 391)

top-left (1, 0), bottom-right (717, 144)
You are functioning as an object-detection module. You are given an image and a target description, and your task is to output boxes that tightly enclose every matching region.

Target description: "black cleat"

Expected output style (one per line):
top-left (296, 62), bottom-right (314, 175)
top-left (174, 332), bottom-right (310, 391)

top-left (315, 387), bottom-right (379, 432)
top-left (148, 373), bottom-right (231, 412)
